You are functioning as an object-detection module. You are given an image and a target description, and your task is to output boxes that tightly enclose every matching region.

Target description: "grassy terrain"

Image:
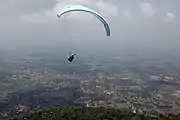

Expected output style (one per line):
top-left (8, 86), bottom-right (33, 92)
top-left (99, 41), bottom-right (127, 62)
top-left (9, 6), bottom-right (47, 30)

top-left (0, 107), bottom-right (180, 120)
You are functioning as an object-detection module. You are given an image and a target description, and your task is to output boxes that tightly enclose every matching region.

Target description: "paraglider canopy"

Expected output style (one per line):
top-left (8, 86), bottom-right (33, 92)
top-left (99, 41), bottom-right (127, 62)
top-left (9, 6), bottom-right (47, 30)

top-left (57, 5), bottom-right (111, 36)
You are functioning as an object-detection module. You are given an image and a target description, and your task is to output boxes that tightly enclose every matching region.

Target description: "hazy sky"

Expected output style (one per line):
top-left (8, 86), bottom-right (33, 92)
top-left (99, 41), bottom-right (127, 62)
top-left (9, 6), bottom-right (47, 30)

top-left (0, 0), bottom-right (180, 55)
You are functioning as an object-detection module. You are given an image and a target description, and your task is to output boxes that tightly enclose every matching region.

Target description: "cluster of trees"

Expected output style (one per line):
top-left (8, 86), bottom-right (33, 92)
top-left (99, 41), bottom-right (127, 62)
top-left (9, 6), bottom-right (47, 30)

top-left (1, 107), bottom-right (180, 120)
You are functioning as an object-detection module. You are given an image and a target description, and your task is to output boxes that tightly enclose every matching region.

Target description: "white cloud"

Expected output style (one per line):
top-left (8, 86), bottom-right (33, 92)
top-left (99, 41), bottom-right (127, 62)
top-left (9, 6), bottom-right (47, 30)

top-left (96, 1), bottom-right (119, 17)
top-left (21, 13), bottom-right (48, 23)
top-left (21, 0), bottom-right (68, 23)
top-left (0, 0), bottom-right (22, 13)
top-left (138, 2), bottom-right (177, 23)
top-left (121, 9), bottom-right (132, 19)
top-left (139, 2), bottom-right (156, 18)
top-left (164, 12), bottom-right (176, 22)
top-left (20, 0), bottom-right (178, 24)
top-left (21, 0), bottom-right (119, 23)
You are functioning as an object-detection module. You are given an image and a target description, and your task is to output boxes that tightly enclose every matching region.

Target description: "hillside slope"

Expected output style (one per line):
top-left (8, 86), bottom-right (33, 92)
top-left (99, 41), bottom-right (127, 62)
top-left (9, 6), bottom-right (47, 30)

top-left (2, 107), bottom-right (180, 120)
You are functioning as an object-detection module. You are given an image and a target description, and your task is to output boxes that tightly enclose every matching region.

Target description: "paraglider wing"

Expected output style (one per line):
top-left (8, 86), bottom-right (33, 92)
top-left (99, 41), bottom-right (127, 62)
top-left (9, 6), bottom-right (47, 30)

top-left (57, 5), bottom-right (110, 36)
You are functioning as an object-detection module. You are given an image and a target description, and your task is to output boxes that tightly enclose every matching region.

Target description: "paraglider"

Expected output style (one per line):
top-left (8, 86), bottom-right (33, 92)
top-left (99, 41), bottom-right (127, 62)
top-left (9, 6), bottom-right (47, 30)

top-left (57, 5), bottom-right (111, 36)
top-left (57, 5), bottom-right (111, 63)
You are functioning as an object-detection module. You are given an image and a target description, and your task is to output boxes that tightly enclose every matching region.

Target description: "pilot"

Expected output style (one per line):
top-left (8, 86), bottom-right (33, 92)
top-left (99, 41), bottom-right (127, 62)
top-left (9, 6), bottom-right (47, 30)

top-left (68, 54), bottom-right (75, 62)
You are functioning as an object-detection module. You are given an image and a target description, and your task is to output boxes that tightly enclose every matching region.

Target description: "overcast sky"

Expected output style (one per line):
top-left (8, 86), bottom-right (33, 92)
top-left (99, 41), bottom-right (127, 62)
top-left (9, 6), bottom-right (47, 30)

top-left (0, 0), bottom-right (180, 56)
